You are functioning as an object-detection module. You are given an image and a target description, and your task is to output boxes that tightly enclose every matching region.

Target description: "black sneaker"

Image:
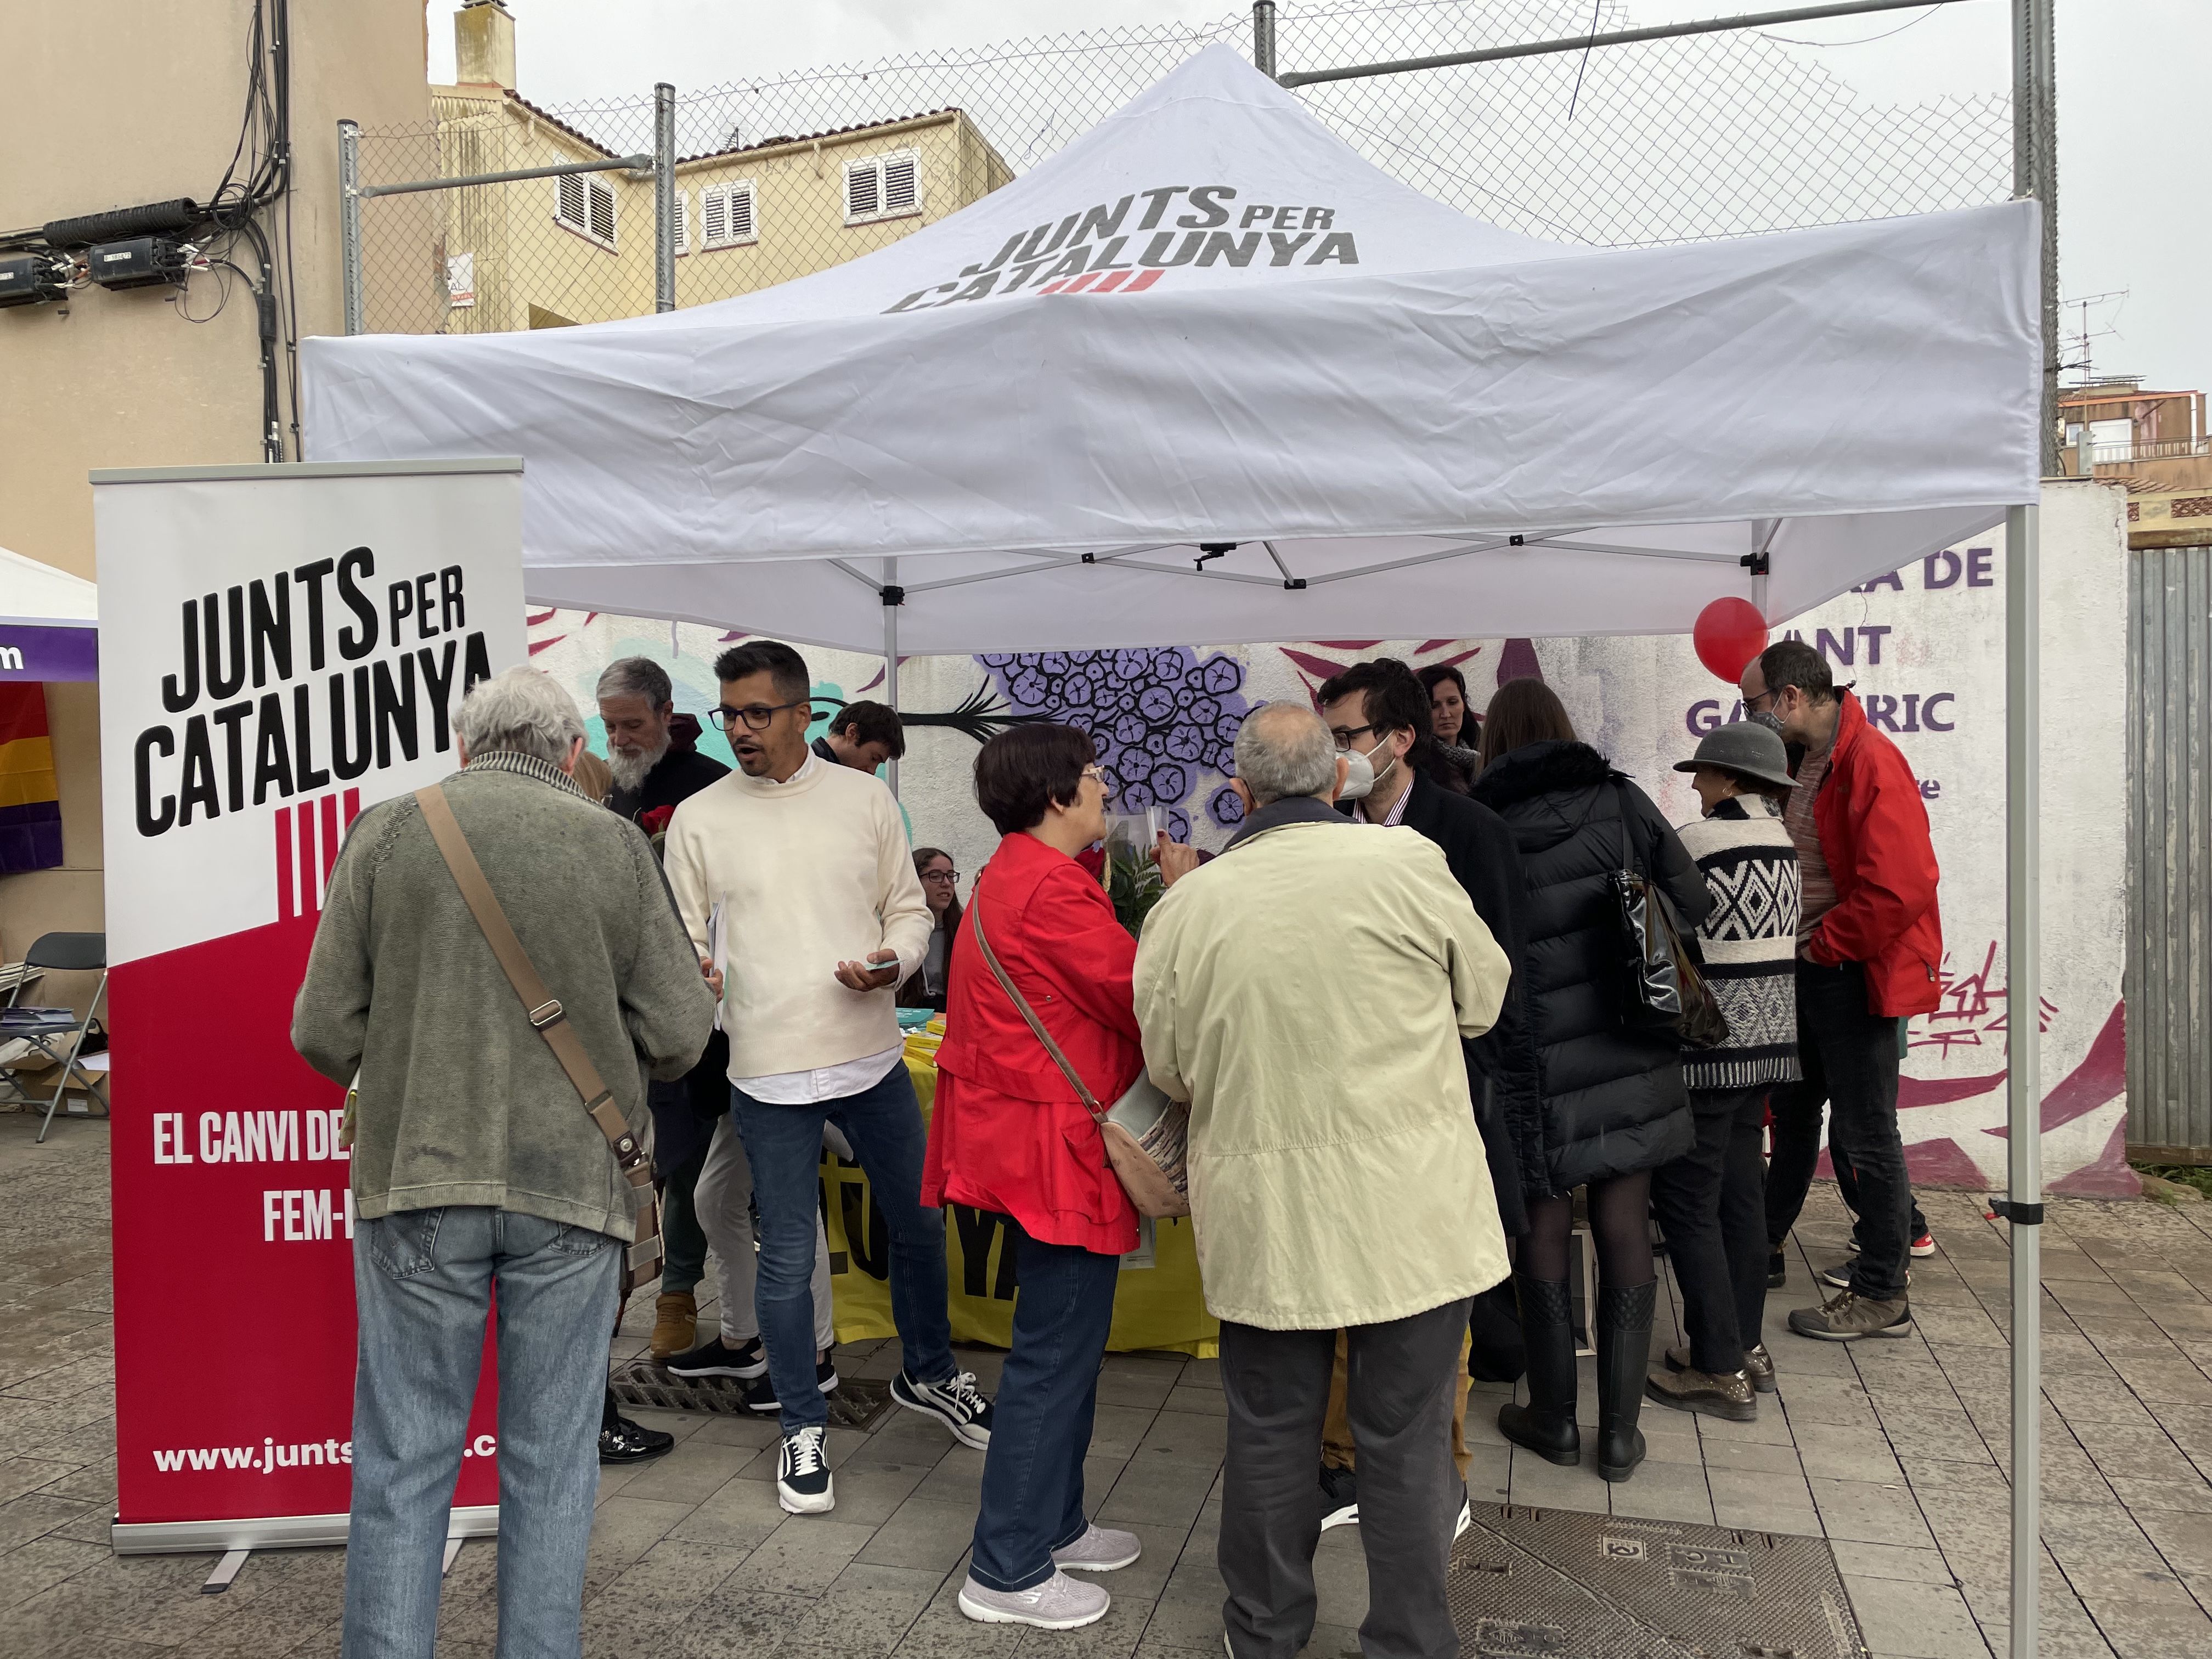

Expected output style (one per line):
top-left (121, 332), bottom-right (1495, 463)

top-left (599, 1414), bottom-right (674, 1465)
top-left (739, 1356), bottom-right (842, 1416)
top-left (1319, 1463), bottom-right (1358, 1531)
top-left (1767, 1248), bottom-right (1788, 1289)
top-left (664, 1334), bottom-right (767, 1379)
top-left (891, 1369), bottom-right (995, 1449)
top-left (776, 1425), bottom-right (834, 1515)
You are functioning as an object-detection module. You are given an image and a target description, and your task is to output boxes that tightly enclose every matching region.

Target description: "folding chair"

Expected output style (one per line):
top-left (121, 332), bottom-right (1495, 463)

top-left (0, 933), bottom-right (109, 1143)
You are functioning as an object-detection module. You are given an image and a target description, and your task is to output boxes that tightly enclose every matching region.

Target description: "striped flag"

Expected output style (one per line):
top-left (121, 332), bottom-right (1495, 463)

top-left (0, 684), bottom-right (63, 874)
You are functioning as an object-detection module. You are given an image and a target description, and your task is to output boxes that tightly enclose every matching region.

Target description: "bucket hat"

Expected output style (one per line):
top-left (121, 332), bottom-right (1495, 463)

top-left (1673, 720), bottom-right (1796, 792)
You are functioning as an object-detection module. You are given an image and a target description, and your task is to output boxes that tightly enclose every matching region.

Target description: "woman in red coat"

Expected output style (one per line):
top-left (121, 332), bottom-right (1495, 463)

top-left (925, 723), bottom-right (1195, 1632)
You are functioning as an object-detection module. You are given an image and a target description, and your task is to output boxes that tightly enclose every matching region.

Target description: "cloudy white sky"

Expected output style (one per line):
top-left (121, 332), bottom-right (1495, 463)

top-left (430, 1), bottom-right (2205, 402)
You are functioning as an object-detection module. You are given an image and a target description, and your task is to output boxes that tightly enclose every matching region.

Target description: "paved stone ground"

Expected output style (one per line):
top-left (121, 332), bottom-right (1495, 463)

top-left (5, 1111), bottom-right (2212, 1658)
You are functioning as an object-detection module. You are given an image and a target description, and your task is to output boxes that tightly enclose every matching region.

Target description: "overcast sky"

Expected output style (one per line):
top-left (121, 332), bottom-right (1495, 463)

top-left (431, 1), bottom-right (2205, 403)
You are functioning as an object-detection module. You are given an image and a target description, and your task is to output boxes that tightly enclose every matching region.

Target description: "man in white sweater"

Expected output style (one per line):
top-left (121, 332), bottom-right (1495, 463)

top-left (663, 641), bottom-right (993, 1516)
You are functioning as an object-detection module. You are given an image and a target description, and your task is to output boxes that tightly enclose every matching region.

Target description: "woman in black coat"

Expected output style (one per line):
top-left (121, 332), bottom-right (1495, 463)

top-left (1470, 678), bottom-right (1712, 1483)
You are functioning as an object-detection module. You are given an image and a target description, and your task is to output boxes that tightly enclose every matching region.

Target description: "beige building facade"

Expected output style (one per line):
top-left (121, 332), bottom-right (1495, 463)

top-left (373, 3), bottom-right (1011, 336)
top-left (0, 1), bottom-right (432, 983)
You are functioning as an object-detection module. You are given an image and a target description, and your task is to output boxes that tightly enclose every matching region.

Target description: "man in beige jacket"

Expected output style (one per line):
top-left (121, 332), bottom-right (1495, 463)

top-left (1134, 702), bottom-right (1511, 1659)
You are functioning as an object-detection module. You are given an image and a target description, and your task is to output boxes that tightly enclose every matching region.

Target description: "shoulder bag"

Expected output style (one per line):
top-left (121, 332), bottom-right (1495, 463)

top-left (414, 784), bottom-right (665, 1297)
top-left (970, 901), bottom-right (1191, 1219)
top-left (1606, 782), bottom-right (1731, 1051)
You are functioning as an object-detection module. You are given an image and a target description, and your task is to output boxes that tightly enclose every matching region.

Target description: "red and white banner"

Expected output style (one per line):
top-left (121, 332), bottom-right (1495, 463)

top-left (94, 460), bottom-right (527, 1549)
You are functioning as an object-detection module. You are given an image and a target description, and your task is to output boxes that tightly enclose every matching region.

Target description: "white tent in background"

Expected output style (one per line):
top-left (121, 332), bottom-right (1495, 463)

top-left (303, 46), bottom-right (2039, 653)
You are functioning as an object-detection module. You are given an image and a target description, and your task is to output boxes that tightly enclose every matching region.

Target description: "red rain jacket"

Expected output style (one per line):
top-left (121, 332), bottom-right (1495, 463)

top-left (1800, 690), bottom-right (1944, 1017)
top-left (922, 832), bottom-right (1140, 1256)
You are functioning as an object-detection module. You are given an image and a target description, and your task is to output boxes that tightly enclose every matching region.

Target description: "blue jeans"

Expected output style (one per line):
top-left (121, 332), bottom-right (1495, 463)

top-left (969, 1224), bottom-right (1121, 1591)
top-left (732, 1063), bottom-right (953, 1431)
top-left (344, 1206), bottom-right (620, 1659)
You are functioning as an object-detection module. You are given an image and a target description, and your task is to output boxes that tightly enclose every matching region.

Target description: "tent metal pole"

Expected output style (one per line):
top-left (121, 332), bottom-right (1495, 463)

top-left (2002, 499), bottom-right (2042, 1659)
top-left (882, 559), bottom-right (902, 799)
top-left (1252, 3), bottom-right (1277, 79)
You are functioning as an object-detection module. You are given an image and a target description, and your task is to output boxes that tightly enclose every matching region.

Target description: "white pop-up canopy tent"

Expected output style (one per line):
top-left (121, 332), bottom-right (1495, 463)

top-left (304, 46), bottom-right (2039, 654)
top-left (306, 43), bottom-right (2050, 1647)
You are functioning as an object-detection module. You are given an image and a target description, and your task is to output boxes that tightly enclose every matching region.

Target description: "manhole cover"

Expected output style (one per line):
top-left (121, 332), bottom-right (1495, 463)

top-left (1450, 1504), bottom-right (1864, 1659)
top-left (608, 1361), bottom-right (893, 1430)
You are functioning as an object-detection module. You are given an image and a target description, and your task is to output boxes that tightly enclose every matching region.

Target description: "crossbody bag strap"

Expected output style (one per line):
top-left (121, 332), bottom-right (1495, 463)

top-left (969, 898), bottom-right (1107, 1123)
top-left (414, 787), bottom-right (659, 1273)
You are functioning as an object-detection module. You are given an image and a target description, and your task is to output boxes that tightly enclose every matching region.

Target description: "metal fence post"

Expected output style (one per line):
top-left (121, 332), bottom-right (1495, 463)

top-left (654, 82), bottom-right (677, 314)
top-left (338, 119), bottom-right (363, 336)
top-left (2014, 0), bottom-right (2058, 473)
top-left (1252, 3), bottom-right (1277, 79)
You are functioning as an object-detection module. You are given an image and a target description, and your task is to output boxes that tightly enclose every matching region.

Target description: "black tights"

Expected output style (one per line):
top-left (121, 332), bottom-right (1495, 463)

top-left (1520, 1172), bottom-right (1656, 1290)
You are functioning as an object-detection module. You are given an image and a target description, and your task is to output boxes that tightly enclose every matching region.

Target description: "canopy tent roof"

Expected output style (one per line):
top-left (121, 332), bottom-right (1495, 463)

top-left (303, 46), bottom-right (2039, 653)
top-left (0, 545), bottom-right (98, 628)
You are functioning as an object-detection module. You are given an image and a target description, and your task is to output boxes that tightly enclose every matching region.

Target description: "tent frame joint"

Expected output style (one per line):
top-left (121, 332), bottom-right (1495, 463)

top-left (1741, 549), bottom-right (1771, 576)
top-left (879, 584), bottom-right (906, 607)
top-left (1990, 1198), bottom-right (2044, 1227)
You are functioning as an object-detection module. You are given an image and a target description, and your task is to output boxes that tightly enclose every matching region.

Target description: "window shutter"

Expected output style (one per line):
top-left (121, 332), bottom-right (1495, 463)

top-left (672, 191), bottom-right (689, 254)
top-left (883, 154), bottom-right (918, 215)
top-left (588, 178), bottom-right (616, 245)
top-left (729, 183), bottom-right (755, 243)
top-left (845, 160), bottom-right (880, 221)
top-left (701, 187), bottom-right (729, 247)
top-left (557, 173), bottom-right (586, 232)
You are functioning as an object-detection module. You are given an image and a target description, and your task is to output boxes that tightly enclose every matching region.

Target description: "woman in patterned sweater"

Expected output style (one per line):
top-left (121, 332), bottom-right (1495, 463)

top-left (1645, 721), bottom-right (1802, 1420)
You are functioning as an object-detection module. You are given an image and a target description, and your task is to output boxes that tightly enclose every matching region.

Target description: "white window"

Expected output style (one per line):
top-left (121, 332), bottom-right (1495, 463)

top-left (843, 151), bottom-right (921, 225)
top-left (555, 172), bottom-right (617, 251)
top-left (671, 191), bottom-right (689, 256)
top-left (698, 182), bottom-right (758, 249)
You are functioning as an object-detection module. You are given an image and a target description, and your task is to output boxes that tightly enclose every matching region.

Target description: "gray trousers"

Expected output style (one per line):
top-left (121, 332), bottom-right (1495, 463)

top-left (1220, 1298), bottom-right (1473, 1659)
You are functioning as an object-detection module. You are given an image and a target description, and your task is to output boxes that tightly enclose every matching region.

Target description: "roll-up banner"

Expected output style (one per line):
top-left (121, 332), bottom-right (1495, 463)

top-left (94, 460), bottom-right (528, 1554)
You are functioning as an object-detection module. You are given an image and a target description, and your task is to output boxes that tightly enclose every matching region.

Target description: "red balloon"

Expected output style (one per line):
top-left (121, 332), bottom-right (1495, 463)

top-left (1694, 597), bottom-right (1768, 684)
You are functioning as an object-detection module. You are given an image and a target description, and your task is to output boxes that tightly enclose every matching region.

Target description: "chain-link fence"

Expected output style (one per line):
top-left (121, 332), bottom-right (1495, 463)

top-left (349, 0), bottom-right (2012, 337)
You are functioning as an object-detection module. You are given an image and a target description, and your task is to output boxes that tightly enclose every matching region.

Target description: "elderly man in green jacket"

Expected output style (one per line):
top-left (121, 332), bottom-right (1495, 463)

top-left (293, 666), bottom-right (716, 1659)
top-left (1134, 701), bottom-right (1512, 1659)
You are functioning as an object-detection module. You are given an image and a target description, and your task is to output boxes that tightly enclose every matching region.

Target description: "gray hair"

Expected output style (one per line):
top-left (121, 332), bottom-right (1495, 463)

top-left (455, 667), bottom-right (586, 766)
top-left (596, 656), bottom-right (673, 709)
top-left (1234, 703), bottom-right (1337, 807)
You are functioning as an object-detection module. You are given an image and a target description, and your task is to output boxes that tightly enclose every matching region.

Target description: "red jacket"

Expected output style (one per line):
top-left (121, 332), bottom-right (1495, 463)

top-left (922, 832), bottom-right (1140, 1255)
top-left (1800, 690), bottom-right (1944, 1017)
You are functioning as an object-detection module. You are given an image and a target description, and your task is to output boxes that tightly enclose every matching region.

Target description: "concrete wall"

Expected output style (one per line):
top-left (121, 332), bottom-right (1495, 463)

top-left (533, 481), bottom-right (2133, 1195)
top-left (0, 0), bottom-right (430, 986)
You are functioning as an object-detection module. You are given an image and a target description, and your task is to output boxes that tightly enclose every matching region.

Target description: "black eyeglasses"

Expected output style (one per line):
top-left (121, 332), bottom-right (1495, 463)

top-left (713, 699), bottom-right (806, 732)
top-left (921, 869), bottom-right (960, 884)
top-left (1328, 723), bottom-right (1379, 751)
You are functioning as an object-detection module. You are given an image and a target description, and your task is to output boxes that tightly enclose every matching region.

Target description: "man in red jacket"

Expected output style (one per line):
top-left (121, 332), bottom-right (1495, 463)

top-left (1740, 641), bottom-right (1942, 1341)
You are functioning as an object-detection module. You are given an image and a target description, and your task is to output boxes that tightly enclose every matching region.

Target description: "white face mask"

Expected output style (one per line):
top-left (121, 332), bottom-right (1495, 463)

top-left (1336, 733), bottom-right (1396, 803)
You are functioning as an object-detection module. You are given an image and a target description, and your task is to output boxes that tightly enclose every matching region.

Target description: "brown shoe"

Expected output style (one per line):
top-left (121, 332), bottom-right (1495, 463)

top-left (1743, 1343), bottom-right (1776, 1393)
top-left (1788, 1288), bottom-right (1912, 1342)
top-left (1645, 1364), bottom-right (1756, 1421)
top-left (1663, 1343), bottom-right (1776, 1393)
top-left (649, 1290), bottom-right (697, 1359)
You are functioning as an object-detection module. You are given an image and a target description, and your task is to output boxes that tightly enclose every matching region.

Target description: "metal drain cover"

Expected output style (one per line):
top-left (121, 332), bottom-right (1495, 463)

top-left (608, 1362), bottom-right (894, 1430)
top-left (1449, 1504), bottom-right (1865, 1659)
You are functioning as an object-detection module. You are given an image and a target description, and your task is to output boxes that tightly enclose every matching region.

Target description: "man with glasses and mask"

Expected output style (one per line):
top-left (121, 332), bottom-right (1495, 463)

top-left (1739, 640), bottom-right (1941, 1342)
top-left (1313, 658), bottom-right (1541, 1536)
top-left (662, 640), bottom-right (991, 1517)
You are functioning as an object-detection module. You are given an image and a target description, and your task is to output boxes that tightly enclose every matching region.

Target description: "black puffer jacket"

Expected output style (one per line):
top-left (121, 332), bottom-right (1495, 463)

top-left (1471, 740), bottom-right (1712, 1194)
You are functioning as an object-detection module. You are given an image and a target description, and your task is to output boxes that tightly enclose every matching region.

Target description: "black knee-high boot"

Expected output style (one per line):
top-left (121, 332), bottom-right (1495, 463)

top-left (1498, 1275), bottom-right (1580, 1466)
top-left (1595, 1280), bottom-right (1656, 1482)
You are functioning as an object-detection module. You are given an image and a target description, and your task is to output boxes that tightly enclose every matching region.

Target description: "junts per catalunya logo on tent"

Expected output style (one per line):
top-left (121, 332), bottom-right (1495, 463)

top-left (884, 185), bottom-right (1360, 313)
top-left (131, 548), bottom-right (495, 840)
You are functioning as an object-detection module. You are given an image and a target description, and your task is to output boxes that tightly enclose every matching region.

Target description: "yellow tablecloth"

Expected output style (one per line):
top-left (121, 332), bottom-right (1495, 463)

top-left (820, 1034), bottom-right (1217, 1357)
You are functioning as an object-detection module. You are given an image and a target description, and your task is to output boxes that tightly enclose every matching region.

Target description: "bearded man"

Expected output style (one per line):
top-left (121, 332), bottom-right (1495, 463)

top-left (601, 658), bottom-right (730, 825)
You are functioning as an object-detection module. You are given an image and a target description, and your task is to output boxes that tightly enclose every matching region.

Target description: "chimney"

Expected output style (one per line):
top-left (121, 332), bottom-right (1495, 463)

top-left (455, 1), bottom-right (517, 91)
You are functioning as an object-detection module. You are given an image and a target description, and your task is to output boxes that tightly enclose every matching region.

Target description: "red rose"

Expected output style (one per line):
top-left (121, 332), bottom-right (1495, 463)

top-left (639, 805), bottom-right (676, 837)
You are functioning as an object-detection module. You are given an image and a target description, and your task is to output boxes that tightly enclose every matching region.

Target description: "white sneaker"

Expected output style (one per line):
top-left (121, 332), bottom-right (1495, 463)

top-left (775, 1425), bottom-right (834, 1515)
top-left (957, 1570), bottom-right (1110, 1629)
top-left (1052, 1522), bottom-right (1142, 1572)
